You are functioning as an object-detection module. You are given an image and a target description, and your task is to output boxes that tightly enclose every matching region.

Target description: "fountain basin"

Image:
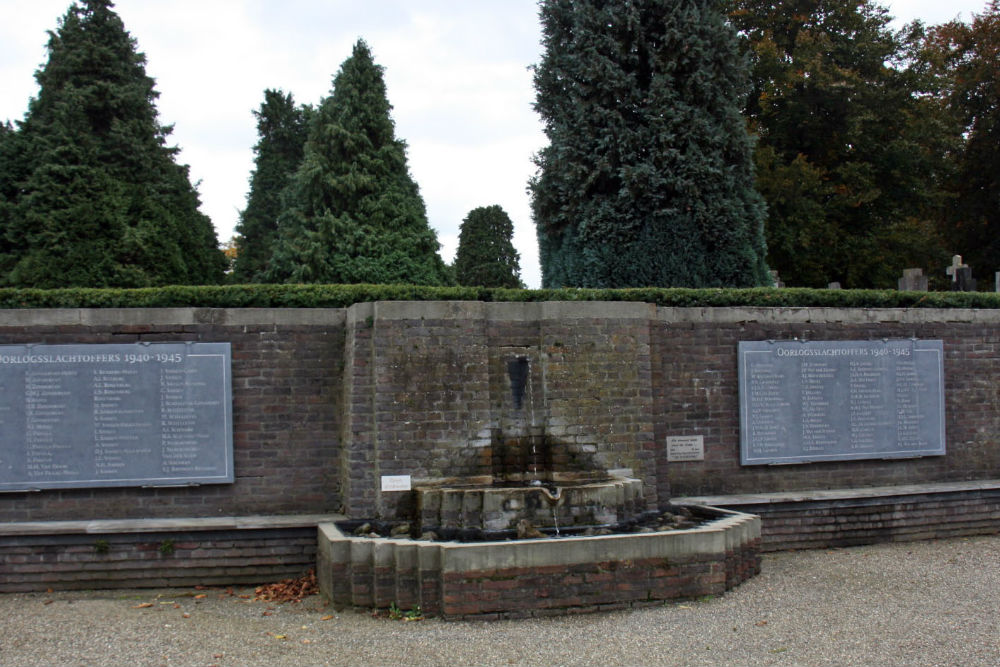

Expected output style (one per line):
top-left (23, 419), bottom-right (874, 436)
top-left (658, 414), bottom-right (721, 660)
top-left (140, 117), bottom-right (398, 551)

top-left (317, 505), bottom-right (761, 620)
top-left (416, 474), bottom-right (645, 533)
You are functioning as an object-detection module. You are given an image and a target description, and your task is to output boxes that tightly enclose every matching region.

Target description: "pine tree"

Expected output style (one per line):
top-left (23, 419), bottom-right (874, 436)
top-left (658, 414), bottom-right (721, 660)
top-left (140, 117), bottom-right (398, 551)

top-left (1, 0), bottom-right (224, 287)
top-left (232, 90), bottom-right (310, 283)
top-left (0, 122), bottom-right (21, 272)
top-left (265, 40), bottom-right (449, 286)
top-left (730, 0), bottom-right (956, 288)
top-left (453, 205), bottom-right (523, 287)
top-left (530, 0), bottom-right (769, 288)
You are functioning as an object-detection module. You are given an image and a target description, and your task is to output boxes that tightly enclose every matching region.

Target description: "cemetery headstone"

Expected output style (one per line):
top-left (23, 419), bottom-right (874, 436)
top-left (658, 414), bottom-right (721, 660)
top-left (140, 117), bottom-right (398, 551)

top-left (947, 255), bottom-right (977, 292)
top-left (898, 268), bottom-right (928, 292)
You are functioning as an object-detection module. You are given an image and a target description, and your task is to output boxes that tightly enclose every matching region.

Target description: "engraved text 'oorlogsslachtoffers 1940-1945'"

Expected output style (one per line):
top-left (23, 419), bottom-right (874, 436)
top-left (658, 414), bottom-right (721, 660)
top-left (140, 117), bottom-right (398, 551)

top-left (738, 339), bottom-right (945, 465)
top-left (0, 342), bottom-right (233, 491)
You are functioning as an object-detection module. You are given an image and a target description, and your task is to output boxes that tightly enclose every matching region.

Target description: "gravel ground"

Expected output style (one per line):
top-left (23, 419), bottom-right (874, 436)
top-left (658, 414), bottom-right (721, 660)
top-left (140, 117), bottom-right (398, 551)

top-left (1, 534), bottom-right (998, 667)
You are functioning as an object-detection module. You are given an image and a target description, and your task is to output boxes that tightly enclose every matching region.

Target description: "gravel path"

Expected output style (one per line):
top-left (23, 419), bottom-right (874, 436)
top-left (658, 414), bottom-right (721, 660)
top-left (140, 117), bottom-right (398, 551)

top-left (2, 534), bottom-right (998, 667)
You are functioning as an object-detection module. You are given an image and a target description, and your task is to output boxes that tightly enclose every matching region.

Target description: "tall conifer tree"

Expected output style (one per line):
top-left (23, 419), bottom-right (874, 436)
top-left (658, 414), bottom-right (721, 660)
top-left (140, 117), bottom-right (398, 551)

top-left (453, 205), bottom-right (523, 287)
top-left (232, 90), bottom-right (310, 283)
top-left (530, 0), bottom-right (769, 288)
top-left (1, 0), bottom-right (224, 287)
top-left (266, 40), bottom-right (448, 285)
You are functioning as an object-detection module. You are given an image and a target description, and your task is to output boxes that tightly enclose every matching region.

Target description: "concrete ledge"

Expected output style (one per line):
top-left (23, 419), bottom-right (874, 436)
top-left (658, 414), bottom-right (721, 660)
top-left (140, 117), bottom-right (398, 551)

top-left (1, 513), bottom-right (346, 536)
top-left (656, 306), bottom-right (1000, 325)
top-left (354, 300), bottom-right (656, 322)
top-left (672, 479), bottom-right (1000, 507)
top-left (4, 303), bottom-right (999, 329)
top-left (0, 308), bottom-right (347, 327)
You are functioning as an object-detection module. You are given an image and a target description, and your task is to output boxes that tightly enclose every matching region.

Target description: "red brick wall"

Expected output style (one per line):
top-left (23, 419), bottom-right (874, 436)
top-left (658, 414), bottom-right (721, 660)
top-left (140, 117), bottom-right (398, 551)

top-left (0, 527), bottom-right (316, 592)
top-left (654, 309), bottom-right (1000, 498)
top-left (2, 305), bottom-right (1000, 526)
top-left (0, 310), bottom-right (344, 522)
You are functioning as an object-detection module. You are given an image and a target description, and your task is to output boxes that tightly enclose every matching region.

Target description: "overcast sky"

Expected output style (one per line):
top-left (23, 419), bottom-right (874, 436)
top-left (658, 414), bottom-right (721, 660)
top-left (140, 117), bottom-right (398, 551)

top-left (0, 1), bottom-right (991, 288)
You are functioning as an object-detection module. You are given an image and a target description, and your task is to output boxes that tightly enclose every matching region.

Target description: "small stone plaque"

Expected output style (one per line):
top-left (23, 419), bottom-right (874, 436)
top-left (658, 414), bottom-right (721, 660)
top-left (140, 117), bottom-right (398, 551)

top-left (0, 342), bottom-right (233, 491)
top-left (738, 339), bottom-right (945, 465)
top-left (667, 435), bottom-right (704, 462)
top-left (381, 475), bottom-right (411, 492)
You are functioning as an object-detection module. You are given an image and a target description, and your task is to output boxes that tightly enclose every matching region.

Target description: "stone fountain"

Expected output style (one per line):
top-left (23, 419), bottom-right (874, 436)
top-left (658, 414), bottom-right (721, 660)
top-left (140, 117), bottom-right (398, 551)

top-left (317, 302), bottom-right (761, 619)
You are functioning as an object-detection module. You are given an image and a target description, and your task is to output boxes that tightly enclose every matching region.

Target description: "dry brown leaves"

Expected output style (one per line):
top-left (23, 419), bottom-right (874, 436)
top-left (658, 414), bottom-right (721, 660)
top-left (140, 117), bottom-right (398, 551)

top-left (253, 569), bottom-right (318, 603)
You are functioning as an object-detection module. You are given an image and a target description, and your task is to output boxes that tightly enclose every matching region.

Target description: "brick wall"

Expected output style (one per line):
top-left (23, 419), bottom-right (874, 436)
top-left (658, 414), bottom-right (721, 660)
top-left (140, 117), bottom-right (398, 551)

top-left (3, 303), bottom-right (1000, 585)
top-left (654, 308), bottom-right (1000, 498)
top-left (0, 525), bottom-right (317, 591)
top-left (0, 309), bottom-right (345, 522)
top-left (341, 302), bottom-right (659, 519)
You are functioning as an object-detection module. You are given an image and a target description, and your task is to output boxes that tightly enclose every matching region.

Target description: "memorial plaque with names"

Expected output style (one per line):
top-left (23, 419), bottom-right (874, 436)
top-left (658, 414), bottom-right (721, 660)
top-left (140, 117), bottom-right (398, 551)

top-left (0, 342), bottom-right (233, 491)
top-left (738, 339), bottom-right (945, 465)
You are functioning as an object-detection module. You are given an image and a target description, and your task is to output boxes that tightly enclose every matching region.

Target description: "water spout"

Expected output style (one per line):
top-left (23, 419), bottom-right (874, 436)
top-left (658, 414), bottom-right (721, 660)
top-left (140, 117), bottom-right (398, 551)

top-left (537, 485), bottom-right (562, 503)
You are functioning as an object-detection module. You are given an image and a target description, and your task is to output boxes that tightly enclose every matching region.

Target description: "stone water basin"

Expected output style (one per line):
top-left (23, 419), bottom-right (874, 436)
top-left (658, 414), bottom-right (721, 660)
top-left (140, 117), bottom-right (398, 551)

top-left (317, 505), bottom-right (761, 620)
top-left (415, 473), bottom-right (646, 534)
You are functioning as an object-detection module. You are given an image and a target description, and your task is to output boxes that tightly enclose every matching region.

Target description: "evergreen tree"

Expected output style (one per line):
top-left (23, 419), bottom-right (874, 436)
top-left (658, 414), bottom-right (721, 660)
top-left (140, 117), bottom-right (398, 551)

top-left (929, 3), bottom-right (1000, 276)
top-left (729, 0), bottom-right (956, 288)
top-left (453, 205), bottom-right (523, 287)
top-left (530, 0), bottom-right (769, 289)
top-left (232, 90), bottom-right (310, 283)
top-left (265, 40), bottom-right (449, 285)
top-left (1, 0), bottom-right (224, 287)
top-left (0, 122), bottom-right (21, 268)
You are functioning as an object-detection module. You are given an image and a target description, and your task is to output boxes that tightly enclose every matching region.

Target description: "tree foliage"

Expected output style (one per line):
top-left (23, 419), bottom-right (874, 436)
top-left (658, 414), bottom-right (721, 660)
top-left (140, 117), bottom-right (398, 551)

top-left (454, 205), bottom-right (523, 287)
top-left (729, 0), bottom-right (957, 288)
top-left (231, 90), bottom-right (310, 283)
top-left (265, 40), bottom-right (449, 285)
top-left (0, 0), bottom-right (224, 288)
top-left (927, 3), bottom-right (1000, 275)
top-left (530, 0), bottom-right (770, 289)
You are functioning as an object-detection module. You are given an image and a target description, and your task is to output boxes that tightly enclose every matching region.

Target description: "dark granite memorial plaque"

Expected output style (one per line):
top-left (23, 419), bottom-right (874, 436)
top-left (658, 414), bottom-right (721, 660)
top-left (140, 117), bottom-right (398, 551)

top-left (0, 342), bottom-right (233, 490)
top-left (738, 339), bottom-right (945, 465)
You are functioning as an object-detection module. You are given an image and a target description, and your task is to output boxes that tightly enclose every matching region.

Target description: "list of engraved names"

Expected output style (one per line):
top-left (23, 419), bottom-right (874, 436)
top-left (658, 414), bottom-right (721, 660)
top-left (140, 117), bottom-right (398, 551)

top-left (738, 340), bottom-right (945, 465)
top-left (0, 343), bottom-right (232, 491)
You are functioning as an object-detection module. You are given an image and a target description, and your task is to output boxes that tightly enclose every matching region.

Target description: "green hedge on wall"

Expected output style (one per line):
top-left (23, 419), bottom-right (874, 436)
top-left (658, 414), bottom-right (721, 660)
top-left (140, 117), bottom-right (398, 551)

top-left (0, 284), bottom-right (997, 309)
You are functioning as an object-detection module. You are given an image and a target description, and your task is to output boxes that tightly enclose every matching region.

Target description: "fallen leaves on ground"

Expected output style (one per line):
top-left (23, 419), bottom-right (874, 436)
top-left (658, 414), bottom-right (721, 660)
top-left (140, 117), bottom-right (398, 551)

top-left (253, 569), bottom-right (318, 603)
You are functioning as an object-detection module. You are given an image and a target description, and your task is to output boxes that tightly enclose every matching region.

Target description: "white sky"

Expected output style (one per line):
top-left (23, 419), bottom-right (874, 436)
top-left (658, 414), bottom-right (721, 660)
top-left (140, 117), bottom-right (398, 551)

top-left (0, 1), bottom-right (991, 288)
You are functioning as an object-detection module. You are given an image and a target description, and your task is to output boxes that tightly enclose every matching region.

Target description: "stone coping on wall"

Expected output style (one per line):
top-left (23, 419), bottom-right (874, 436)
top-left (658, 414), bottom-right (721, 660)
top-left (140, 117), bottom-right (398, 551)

top-left (0, 308), bottom-right (348, 327)
top-left (655, 306), bottom-right (1000, 324)
top-left (0, 513), bottom-right (346, 536)
top-left (4, 303), bottom-right (1000, 329)
top-left (671, 479), bottom-right (1000, 507)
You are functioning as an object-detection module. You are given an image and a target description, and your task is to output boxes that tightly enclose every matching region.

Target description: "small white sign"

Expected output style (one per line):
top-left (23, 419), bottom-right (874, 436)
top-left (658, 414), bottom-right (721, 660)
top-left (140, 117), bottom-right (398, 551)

top-left (380, 475), bottom-right (412, 492)
top-left (667, 435), bottom-right (704, 462)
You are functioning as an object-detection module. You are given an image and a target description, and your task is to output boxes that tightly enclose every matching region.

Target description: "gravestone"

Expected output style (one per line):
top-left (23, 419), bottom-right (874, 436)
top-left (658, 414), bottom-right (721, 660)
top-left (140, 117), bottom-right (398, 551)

top-left (898, 268), bottom-right (928, 292)
top-left (947, 255), bottom-right (977, 292)
top-left (769, 270), bottom-right (784, 288)
top-left (828, 282), bottom-right (841, 290)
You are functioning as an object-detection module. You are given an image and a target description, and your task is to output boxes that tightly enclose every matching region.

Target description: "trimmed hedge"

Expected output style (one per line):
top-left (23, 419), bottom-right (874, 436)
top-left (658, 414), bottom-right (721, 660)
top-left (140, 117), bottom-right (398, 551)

top-left (0, 284), bottom-right (998, 310)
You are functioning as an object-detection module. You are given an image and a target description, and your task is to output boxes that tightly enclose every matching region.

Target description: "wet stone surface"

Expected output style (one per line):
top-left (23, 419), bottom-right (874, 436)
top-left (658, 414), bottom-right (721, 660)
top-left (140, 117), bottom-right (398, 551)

top-left (341, 504), bottom-right (712, 543)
